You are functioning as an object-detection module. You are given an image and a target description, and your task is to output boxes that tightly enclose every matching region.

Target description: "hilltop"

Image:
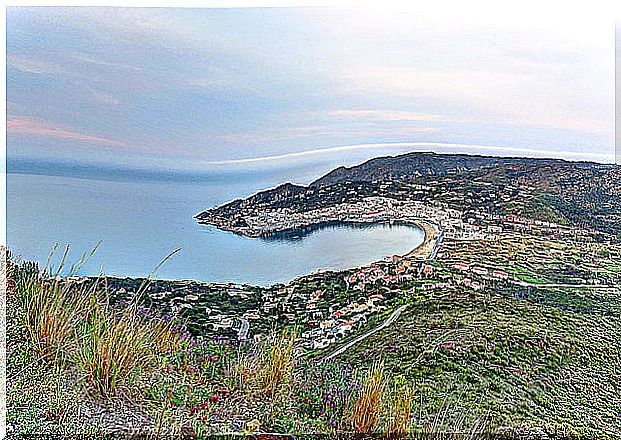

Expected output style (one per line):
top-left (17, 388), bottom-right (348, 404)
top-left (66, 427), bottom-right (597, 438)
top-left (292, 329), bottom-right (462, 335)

top-left (309, 152), bottom-right (604, 186)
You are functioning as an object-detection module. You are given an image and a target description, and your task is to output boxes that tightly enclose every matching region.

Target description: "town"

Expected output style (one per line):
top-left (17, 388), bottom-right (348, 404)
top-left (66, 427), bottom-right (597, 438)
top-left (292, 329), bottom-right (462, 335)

top-left (94, 161), bottom-right (621, 355)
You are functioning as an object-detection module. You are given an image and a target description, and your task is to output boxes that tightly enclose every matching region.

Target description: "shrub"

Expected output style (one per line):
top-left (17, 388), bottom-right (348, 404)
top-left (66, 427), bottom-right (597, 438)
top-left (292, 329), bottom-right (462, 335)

top-left (293, 359), bottom-right (361, 428)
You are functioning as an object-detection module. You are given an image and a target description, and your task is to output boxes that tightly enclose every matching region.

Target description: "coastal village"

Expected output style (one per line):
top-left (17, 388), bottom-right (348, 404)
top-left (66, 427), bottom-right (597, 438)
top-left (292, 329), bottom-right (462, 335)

top-left (96, 171), bottom-right (621, 355)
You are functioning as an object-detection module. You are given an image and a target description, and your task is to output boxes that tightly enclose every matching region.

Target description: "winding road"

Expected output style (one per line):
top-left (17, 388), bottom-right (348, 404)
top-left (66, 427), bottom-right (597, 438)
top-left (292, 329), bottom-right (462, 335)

top-left (321, 304), bottom-right (408, 362)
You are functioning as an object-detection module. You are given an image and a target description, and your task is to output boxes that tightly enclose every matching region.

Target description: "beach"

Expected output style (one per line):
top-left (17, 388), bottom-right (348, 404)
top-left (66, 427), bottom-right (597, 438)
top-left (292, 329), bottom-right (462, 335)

top-left (405, 220), bottom-right (440, 259)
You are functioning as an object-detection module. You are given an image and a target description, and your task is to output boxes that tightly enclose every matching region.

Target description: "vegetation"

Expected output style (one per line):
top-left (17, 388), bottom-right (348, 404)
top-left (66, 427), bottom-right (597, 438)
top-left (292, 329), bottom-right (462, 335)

top-left (6, 250), bottom-right (488, 437)
top-left (340, 290), bottom-right (621, 436)
top-left (7, 155), bottom-right (620, 437)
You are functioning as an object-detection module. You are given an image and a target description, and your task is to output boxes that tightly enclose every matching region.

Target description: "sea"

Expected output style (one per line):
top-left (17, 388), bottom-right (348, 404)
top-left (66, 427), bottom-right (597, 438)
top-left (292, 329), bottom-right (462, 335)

top-left (7, 166), bottom-right (424, 287)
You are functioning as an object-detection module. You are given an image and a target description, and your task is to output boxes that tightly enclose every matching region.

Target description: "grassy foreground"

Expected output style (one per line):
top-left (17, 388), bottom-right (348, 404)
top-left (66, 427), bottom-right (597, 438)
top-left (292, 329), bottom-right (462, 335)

top-left (5, 251), bottom-right (490, 438)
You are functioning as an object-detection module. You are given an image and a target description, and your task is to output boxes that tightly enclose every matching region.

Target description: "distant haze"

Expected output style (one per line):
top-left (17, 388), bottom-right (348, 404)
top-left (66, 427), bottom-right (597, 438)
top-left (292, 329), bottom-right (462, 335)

top-left (7, 6), bottom-right (615, 175)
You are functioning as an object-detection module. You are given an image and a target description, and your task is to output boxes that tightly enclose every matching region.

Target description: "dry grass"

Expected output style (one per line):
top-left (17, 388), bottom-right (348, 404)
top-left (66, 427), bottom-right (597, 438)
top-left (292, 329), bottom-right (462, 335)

top-left (260, 330), bottom-right (296, 399)
top-left (386, 385), bottom-right (415, 437)
top-left (150, 318), bottom-right (184, 355)
top-left (225, 348), bottom-right (262, 392)
top-left (75, 301), bottom-right (158, 396)
top-left (224, 329), bottom-right (296, 399)
top-left (9, 246), bottom-right (185, 397)
top-left (14, 259), bottom-right (98, 361)
top-left (346, 360), bottom-right (386, 434)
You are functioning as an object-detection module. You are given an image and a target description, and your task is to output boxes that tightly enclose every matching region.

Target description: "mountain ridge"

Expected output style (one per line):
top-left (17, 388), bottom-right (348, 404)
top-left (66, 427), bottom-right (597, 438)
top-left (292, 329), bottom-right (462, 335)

top-left (310, 151), bottom-right (609, 187)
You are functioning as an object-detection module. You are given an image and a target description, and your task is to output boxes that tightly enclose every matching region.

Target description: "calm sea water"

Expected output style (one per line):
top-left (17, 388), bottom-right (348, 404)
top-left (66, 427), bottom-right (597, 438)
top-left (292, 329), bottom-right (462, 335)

top-left (7, 172), bottom-right (424, 286)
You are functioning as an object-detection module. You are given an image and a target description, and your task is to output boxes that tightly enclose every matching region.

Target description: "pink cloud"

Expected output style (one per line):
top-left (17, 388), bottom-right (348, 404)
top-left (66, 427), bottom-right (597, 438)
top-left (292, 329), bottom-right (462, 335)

top-left (6, 116), bottom-right (127, 147)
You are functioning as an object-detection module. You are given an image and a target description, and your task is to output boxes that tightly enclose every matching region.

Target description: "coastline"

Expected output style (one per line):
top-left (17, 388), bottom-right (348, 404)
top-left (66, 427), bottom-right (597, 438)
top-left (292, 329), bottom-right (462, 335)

top-left (200, 214), bottom-right (440, 263)
top-left (77, 219), bottom-right (437, 291)
top-left (405, 219), bottom-right (439, 260)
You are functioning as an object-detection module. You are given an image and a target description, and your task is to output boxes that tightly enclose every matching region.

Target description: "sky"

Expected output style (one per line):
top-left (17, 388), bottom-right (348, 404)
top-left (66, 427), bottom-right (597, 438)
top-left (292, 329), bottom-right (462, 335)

top-left (6, 6), bottom-right (617, 176)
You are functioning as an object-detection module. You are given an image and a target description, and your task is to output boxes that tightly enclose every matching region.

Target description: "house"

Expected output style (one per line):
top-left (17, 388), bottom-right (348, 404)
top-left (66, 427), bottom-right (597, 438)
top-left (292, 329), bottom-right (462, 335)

top-left (353, 303), bottom-right (369, 313)
top-left (454, 262), bottom-right (469, 272)
top-left (311, 289), bottom-right (324, 299)
top-left (487, 225), bottom-right (502, 234)
top-left (338, 321), bottom-right (355, 334)
top-left (423, 264), bottom-right (434, 277)
top-left (472, 267), bottom-right (488, 276)
top-left (341, 320), bottom-right (355, 329)
top-left (320, 320), bottom-right (335, 330)
top-left (492, 270), bottom-right (509, 280)
top-left (243, 311), bottom-right (261, 320)
top-left (471, 281), bottom-right (483, 290)
top-left (313, 338), bottom-right (331, 350)
top-left (212, 317), bottom-right (233, 330)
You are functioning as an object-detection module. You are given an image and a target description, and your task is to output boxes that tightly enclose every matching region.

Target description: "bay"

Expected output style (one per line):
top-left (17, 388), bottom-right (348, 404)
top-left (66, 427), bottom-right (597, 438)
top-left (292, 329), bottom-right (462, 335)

top-left (7, 172), bottom-right (424, 286)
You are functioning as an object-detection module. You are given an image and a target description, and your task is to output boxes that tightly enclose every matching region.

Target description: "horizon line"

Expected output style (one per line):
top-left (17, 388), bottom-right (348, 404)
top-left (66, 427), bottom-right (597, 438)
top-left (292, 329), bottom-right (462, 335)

top-left (9, 141), bottom-right (616, 173)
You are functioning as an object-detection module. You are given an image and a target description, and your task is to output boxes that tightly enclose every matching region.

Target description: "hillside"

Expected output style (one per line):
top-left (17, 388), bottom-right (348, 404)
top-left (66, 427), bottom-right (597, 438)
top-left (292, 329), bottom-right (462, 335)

top-left (335, 262), bottom-right (621, 435)
top-left (197, 152), bottom-right (621, 236)
top-left (310, 152), bottom-right (576, 187)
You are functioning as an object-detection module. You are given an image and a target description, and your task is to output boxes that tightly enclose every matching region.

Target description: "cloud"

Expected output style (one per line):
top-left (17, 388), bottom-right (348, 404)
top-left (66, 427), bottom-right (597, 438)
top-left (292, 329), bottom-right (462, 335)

top-left (6, 7), bottom-right (614, 169)
top-left (7, 55), bottom-right (63, 76)
top-left (327, 109), bottom-right (443, 122)
top-left (216, 124), bottom-right (438, 145)
top-left (199, 141), bottom-right (615, 167)
top-left (7, 116), bottom-right (127, 147)
top-left (338, 64), bottom-right (613, 136)
top-left (69, 52), bottom-right (145, 72)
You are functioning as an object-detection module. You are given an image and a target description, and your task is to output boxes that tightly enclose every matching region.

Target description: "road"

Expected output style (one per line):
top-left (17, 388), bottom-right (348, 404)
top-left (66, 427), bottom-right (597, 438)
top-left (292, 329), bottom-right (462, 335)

top-left (237, 318), bottom-right (250, 341)
top-left (429, 231), bottom-right (444, 260)
top-left (321, 304), bottom-right (408, 362)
